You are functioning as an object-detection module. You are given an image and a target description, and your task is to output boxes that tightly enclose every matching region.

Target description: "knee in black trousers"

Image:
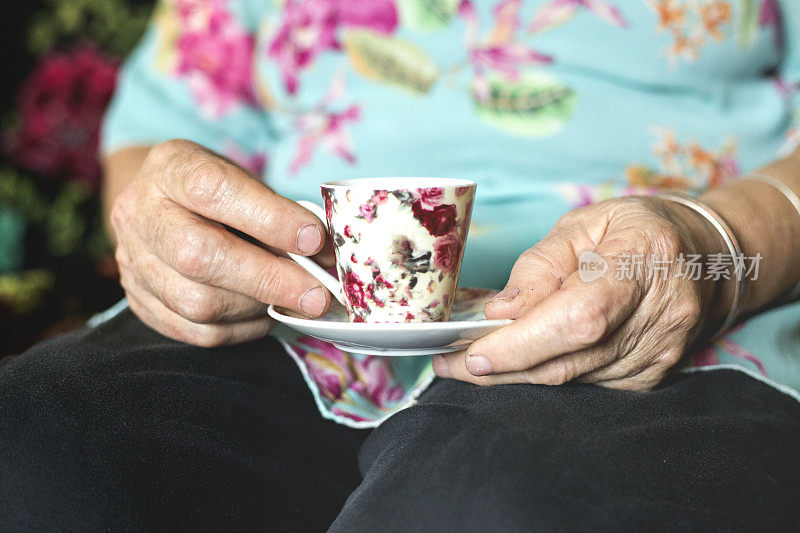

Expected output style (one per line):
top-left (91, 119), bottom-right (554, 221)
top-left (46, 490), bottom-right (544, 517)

top-left (0, 311), bottom-right (367, 531)
top-left (3, 310), bottom-right (800, 531)
top-left (333, 372), bottom-right (800, 531)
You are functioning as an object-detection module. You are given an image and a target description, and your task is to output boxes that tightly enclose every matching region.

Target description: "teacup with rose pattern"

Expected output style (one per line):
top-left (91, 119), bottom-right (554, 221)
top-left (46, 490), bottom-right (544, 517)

top-left (320, 177), bottom-right (476, 323)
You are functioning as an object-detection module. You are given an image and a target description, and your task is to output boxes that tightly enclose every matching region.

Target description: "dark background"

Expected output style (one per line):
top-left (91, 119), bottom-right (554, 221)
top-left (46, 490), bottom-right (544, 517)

top-left (0, 0), bottom-right (154, 355)
top-left (1, 0), bottom-right (155, 106)
top-left (1, 3), bottom-right (44, 113)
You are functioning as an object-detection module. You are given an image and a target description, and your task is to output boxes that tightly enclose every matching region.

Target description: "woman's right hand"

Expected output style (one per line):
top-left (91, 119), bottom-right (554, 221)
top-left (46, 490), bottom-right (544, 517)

top-left (110, 139), bottom-right (333, 347)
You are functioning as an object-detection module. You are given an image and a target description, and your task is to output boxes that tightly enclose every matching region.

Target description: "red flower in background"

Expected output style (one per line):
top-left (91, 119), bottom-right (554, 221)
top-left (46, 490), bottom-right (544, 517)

top-left (4, 44), bottom-right (118, 190)
top-left (411, 201), bottom-right (457, 237)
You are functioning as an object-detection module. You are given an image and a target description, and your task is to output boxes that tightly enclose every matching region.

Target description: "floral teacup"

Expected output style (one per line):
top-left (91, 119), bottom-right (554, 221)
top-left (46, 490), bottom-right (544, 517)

top-left (290, 178), bottom-right (476, 323)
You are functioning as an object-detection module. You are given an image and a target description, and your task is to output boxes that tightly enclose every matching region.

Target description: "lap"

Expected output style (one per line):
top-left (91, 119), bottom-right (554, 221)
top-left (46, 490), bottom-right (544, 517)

top-left (0, 310), bottom-right (367, 531)
top-left (5, 309), bottom-right (800, 531)
top-left (334, 370), bottom-right (800, 531)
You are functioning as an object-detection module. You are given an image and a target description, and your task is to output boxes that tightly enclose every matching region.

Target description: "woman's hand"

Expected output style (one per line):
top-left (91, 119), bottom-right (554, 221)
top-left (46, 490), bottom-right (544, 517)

top-left (111, 139), bottom-right (333, 347)
top-left (434, 196), bottom-right (731, 391)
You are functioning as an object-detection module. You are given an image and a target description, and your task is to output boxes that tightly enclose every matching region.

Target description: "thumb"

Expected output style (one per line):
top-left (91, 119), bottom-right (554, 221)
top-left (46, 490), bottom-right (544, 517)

top-left (485, 233), bottom-right (579, 320)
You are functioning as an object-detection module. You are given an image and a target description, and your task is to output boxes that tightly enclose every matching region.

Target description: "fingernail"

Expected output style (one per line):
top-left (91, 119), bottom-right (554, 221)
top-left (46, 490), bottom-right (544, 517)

top-left (490, 287), bottom-right (520, 303)
top-left (297, 224), bottom-right (322, 254)
top-left (466, 354), bottom-right (494, 376)
top-left (299, 287), bottom-right (327, 317)
top-left (433, 355), bottom-right (451, 378)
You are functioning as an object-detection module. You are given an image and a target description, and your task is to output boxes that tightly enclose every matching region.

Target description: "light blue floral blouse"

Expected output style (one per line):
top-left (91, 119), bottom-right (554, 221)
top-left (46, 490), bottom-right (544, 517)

top-left (102, 0), bottom-right (800, 427)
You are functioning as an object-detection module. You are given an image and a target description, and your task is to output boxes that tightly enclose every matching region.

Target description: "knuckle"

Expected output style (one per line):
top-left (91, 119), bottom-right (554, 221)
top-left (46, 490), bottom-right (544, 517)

top-left (539, 357), bottom-right (576, 386)
top-left (114, 246), bottom-right (129, 269)
top-left (517, 247), bottom-right (545, 267)
top-left (126, 294), bottom-right (146, 320)
top-left (110, 188), bottom-right (136, 231)
top-left (148, 139), bottom-right (191, 166)
top-left (675, 296), bottom-right (702, 327)
top-left (253, 262), bottom-right (285, 303)
top-left (170, 327), bottom-right (198, 346)
top-left (162, 318), bottom-right (195, 345)
top-left (648, 223), bottom-right (683, 257)
top-left (192, 326), bottom-right (230, 348)
top-left (651, 348), bottom-right (682, 371)
top-left (184, 157), bottom-right (231, 211)
top-left (517, 246), bottom-right (567, 282)
top-left (118, 269), bottom-right (134, 294)
top-left (556, 207), bottom-right (584, 225)
top-left (109, 199), bottom-right (126, 231)
top-left (172, 225), bottom-right (215, 279)
top-left (174, 243), bottom-right (207, 279)
top-left (566, 299), bottom-right (608, 346)
top-left (179, 288), bottom-right (222, 324)
top-left (149, 140), bottom-right (176, 161)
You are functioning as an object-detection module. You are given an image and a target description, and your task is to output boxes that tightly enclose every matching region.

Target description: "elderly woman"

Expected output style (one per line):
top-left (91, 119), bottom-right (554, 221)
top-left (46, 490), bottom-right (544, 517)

top-left (2, 0), bottom-right (800, 529)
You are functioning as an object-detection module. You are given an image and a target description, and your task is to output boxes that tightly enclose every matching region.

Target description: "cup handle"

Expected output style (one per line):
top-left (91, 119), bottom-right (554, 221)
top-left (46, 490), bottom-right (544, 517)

top-left (287, 200), bottom-right (346, 306)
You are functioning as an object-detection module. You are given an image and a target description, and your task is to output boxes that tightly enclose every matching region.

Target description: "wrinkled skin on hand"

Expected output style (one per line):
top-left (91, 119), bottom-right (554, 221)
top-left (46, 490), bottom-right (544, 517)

top-left (434, 197), bottom-right (725, 391)
top-left (112, 139), bottom-right (334, 347)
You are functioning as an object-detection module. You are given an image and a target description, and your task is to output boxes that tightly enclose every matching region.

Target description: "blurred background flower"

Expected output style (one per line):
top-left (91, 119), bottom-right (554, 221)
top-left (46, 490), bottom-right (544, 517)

top-left (4, 45), bottom-right (119, 190)
top-left (0, 0), bottom-right (153, 356)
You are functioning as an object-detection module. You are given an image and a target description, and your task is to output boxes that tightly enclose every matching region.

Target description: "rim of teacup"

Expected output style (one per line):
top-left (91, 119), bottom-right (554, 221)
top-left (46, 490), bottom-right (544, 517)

top-left (321, 177), bottom-right (476, 189)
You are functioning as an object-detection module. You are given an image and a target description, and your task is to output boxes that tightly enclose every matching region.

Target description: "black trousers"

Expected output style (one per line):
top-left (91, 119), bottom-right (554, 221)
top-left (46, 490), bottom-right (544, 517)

top-left (1, 310), bottom-right (799, 531)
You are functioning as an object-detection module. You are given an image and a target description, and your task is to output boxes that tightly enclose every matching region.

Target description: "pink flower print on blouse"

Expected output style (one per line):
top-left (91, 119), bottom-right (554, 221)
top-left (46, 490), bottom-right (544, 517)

top-left (690, 346), bottom-right (719, 367)
top-left (267, 0), bottom-right (339, 96)
top-left (292, 336), bottom-right (405, 412)
top-left (759, 0), bottom-right (780, 27)
top-left (759, 0), bottom-right (782, 48)
top-left (689, 324), bottom-right (767, 376)
top-left (222, 142), bottom-right (267, 176)
top-left (339, 0), bottom-right (399, 34)
top-left (716, 337), bottom-right (767, 375)
top-left (293, 337), bottom-right (355, 400)
top-left (268, 0), bottom-right (398, 95)
top-left (528, 0), bottom-right (628, 34)
top-left (756, 0), bottom-right (783, 47)
top-left (174, 0), bottom-right (258, 117)
top-left (351, 356), bottom-right (406, 407)
top-left (459, 0), bottom-right (553, 102)
top-left (289, 72), bottom-right (361, 174)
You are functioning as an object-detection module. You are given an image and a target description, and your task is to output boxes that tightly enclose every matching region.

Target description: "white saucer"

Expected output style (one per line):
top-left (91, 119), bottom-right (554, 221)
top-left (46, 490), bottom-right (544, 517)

top-left (268, 288), bottom-right (511, 356)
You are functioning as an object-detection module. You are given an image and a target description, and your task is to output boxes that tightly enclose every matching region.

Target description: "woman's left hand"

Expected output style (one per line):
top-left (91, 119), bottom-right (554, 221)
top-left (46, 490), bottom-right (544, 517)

top-left (433, 196), bottom-right (730, 391)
